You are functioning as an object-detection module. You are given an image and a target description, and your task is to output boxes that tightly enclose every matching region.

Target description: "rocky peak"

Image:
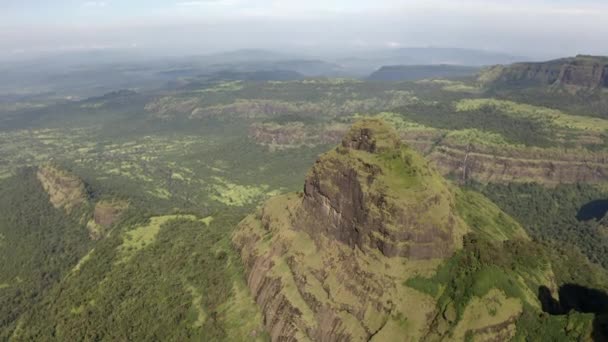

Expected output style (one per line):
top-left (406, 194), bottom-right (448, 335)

top-left (340, 119), bottom-right (401, 153)
top-left (301, 119), bottom-right (462, 259)
top-left (233, 119), bottom-right (536, 341)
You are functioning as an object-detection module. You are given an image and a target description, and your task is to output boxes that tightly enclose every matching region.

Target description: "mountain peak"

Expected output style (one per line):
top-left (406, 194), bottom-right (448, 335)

top-left (233, 119), bottom-right (536, 341)
top-left (340, 118), bottom-right (401, 153)
top-left (302, 119), bottom-right (463, 259)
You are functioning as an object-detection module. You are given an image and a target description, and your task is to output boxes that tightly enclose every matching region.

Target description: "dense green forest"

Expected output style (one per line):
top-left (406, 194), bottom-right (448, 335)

top-left (0, 169), bottom-right (92, 340)
top-left (13, 212), bottom-right (263, 341)
top-left (477, 182), bottom-right (608, 268)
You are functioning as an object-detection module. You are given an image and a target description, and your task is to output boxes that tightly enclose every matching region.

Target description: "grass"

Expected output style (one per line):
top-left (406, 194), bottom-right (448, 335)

top-left (209, 176), bottom-right (272, 206)
top-left (118, 215), bottom-right (198, 261)
top-left (455, 189), bottom-right (528, 241)
top-left (217, 281), bottom-right (268, 341)
top-left (270, 256), bottom-right (317, 327)
top-left (71, 248), bottom-right (95, 274)
top-left (417, 79), bottom-right (481, 93)
top-left (446, 128), bottom-right (511, 146)
top-left (404, 276), bottom-right (441, 298)
top-left (201, 216), bottom-right (214, 226)
top-left (456, 98), bottom-right (608, 132)
top-left (195, 81), bottom-right (244, 93)
top-left (185, 284), bottom-right (207, 328)
top-left (451, 289), bottom-right (522, 341)
top-left (355, 112), bottom-right (436, 133)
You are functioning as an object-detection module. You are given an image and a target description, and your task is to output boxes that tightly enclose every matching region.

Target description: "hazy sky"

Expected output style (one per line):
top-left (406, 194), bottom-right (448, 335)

top-left (2, 0), bottom-right (608, 59)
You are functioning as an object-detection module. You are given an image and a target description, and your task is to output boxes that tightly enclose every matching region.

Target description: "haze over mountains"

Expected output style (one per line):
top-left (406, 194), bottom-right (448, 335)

top-left (0, 47), bottom-right (524, 101)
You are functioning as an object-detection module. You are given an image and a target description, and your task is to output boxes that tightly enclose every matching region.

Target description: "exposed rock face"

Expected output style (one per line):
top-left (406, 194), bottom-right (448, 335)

top-left (93, 201), bottom-right (126, 227)
top-left (87, 200), bottom-right (128, 240)
top-left (300, 121), bottom-right (458, 259)
top-left (36, 164), bottom-right (87, 212)
top-left (481, 55), bottom-right (608, 90)
top-left (249, 122), bottom-right (608, 186)
top-left (234, 119), bottom-right (472, 341)
top-left (428, 144), bottom-right (608, 186)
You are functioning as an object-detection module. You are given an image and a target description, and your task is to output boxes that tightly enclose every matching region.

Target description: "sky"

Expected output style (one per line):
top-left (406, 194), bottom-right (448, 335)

top-left (1, 0), bottom-right (608, 59)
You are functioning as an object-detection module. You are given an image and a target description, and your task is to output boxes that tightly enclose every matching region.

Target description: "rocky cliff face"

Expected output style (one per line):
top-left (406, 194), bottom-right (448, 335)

top-left (37, 163), bottom-right (125, 240)
top-left (481, 55), bottom-right (608, 90)
top-left (36, 164), bottom-right (87, 212)
top-left (233, 119), bottom-right (535, 341)
top-left (87, 200), bottom-right (128, 240)
top-left (249, 122), bottom-right (608, 186)
top-left (299, 120), bottom-right (460, 259)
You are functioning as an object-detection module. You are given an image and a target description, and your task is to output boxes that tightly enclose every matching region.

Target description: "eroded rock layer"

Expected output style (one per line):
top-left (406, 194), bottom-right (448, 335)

top-left (36, 164), bottom-right (87, 212)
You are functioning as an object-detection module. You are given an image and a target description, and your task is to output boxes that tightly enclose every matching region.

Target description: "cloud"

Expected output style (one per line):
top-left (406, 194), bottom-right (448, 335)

top-left (2, 0), bottom-right (608, 59)
top-left (176, 0), bottom-right (233, 7)
top-left (82, 1), bottom-right (108, 8)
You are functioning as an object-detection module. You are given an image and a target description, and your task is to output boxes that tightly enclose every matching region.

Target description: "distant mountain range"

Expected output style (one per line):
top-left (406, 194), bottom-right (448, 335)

top-left (0, 47), bottom-right (527, 99)
top-left (367, 64), bottom-right (480, 81)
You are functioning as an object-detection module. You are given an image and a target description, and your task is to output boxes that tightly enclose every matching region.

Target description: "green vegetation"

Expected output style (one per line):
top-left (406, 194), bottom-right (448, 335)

top-left (0, 169), bottom-right (92, 340)
top-left (394, 101), bottom-right (554, 147)
top-left (2, 68), bottom-right (608, 340)
top-left (476, 182), bottom-right (608, 268)
top-left (456, 98), bottom-right (608, 132)
top-left (405, 232), bottom-right (606, 340)
top-left (12, 212), bottom-right (265, 341)
top-left (455, 189), bottom-right (527, 241)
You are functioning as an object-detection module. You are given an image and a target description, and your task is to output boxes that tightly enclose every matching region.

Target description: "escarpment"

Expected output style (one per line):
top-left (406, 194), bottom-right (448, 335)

top-left (36, 163), bottom-right (126, 240)
top-left (249, 122), bottom-right (608, 186)
top-left (481, 55), bottom-right (608, 90)
top-left (234, 119), bottom-right (543, 341)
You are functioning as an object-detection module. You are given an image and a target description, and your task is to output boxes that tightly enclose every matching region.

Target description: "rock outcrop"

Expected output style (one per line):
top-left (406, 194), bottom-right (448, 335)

top-left (234, 119), bottom-right (538, 341)
top-left (36, 164), bottom-right (87, 212)
top-left (87, 200), bottom-right (128, 240)
top-left (299, 120), bottom-right (460, 259)
top-left (249, 122), bottom-right (608, 186)
top-left (93, 200), bottom-right (127, 227)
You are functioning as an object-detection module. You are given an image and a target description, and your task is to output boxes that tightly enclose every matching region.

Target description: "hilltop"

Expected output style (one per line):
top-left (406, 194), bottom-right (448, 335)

top-left (233, 119), bottom-right (608, 341)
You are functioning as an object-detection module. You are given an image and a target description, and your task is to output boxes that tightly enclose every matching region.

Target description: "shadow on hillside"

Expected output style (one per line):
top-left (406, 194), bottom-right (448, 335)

top-left (538, 284), bottom-right (608, 341)
top-left (577, 200), bottom-right (608, 221)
